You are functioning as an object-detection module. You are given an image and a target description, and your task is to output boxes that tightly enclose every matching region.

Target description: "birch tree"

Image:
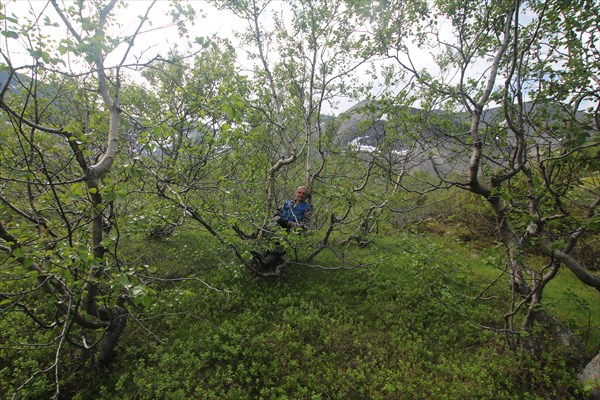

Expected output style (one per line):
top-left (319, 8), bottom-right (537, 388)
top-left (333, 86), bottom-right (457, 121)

top-left (365, 0), bottom-right (599, 346)
top-left (0, 0), bottom-right (194, 395)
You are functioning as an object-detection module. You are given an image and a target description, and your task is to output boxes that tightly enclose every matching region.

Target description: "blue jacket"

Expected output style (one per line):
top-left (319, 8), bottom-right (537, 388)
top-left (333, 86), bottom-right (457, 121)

top-left (281, 200), bottom-right (311, 226)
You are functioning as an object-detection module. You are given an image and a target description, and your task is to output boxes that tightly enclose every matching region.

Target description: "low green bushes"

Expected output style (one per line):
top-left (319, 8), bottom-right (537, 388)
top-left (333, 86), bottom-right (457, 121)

top-left (81, 232), bottom-right (596, 398)
top-left (2, 229), bottom-right (596, 399)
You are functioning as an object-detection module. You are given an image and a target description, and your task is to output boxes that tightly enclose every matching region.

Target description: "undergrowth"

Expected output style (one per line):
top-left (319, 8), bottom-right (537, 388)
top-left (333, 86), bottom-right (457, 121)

top-left (77, 230), bottom-right (595, 399)
top-left (2, 228), bottom-right (597, 399)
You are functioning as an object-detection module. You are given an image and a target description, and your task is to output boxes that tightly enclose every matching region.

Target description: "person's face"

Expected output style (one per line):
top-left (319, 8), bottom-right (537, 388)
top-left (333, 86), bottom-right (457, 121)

top-left (295, 188), bottom-right (308, 202)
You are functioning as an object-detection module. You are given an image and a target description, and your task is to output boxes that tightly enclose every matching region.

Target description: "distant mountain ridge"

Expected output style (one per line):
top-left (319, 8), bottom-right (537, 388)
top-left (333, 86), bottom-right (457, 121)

top-left (0, 71), bottom-right (25, 93)
top-left (334, 98), bottom-right (584, 147)
top-left (330, 98), bottom-right (579, 175)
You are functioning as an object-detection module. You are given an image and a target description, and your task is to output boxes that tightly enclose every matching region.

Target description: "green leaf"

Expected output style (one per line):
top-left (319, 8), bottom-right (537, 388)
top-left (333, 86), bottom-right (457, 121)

top-left (115, 192), bottom-right (126, 203)
top-left (1, 30), bottom-right (18, 39)
top-left (81, 17), bottom-right (96, 31)
top-left (131, 286), bottom-right (145, 297)
top-left (0, 14), bottom-right (19, 23)
top-left (12, 247), bottom-right (24, 258)
top-left (103, 191), bottom-right (116, 202)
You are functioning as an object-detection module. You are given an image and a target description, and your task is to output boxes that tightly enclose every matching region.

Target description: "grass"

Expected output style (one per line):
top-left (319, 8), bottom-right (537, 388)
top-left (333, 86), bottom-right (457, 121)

top-left (1, 226), bottom-right (597, 399)
top-left (404, 216), bottom-right (600, 353)
top-left (61, 228), bottom-right (595, 400)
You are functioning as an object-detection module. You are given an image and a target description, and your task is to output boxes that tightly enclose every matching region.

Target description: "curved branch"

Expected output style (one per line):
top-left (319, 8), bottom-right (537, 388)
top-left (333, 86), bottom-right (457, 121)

top-left (0, 221), bottom-right (109, 330)
top-left (537, 241), bottom-right (600, 291)
top-left (0, 192), bottom-right (57, 237)
top-left (467, 1), bottom-right (517, 195)
top-left (151, 171), bottom-right (251, 270)
top-left (0, 294), bottom-right (57, 330)
top-left (0, 96), bottom-right (64, 135)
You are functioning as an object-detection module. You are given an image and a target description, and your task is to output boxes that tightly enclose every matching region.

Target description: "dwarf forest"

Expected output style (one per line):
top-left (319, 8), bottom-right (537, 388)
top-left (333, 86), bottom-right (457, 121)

top-left (0, 0), bottom-right (599, 399)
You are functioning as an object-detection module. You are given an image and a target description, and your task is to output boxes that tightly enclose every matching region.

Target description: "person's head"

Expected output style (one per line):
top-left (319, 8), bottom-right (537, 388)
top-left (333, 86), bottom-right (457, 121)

top-left (294, 186), bottom-right (310, 203)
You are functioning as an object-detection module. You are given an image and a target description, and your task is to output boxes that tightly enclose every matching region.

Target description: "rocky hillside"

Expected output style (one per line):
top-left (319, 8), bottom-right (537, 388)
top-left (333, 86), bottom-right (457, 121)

top-left (330, 99), bottom-right (574, 175)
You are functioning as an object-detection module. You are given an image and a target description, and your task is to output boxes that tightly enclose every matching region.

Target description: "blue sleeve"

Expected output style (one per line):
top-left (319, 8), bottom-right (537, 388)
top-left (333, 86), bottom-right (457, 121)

top-left (281, 200), bottom-right (294, 221)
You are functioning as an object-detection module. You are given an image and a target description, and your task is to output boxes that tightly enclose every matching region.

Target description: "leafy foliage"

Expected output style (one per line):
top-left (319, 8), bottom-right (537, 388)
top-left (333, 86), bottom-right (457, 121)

top-left (112, 231), bottom-right (590, 400)
top-left (1, 0), bottom-right (598, 398)
top-left (5, 229), bottom-right (595, 399)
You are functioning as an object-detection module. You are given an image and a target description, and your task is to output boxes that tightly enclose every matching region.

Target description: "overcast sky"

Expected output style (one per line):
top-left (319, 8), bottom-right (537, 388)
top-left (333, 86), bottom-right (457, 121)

top-left (1, 1), bottom-right (348, 109)
top-left (1, 1), bottom-right (242, 60)
top-left (1, 0), bottom-right (440, 115)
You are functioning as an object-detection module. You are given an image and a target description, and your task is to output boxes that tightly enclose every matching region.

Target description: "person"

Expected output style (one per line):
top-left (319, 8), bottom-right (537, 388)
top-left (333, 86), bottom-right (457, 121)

top-left (273, 186), bottom-right (312, 230)
top-left (254, 186), bottom-right (312, 272)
